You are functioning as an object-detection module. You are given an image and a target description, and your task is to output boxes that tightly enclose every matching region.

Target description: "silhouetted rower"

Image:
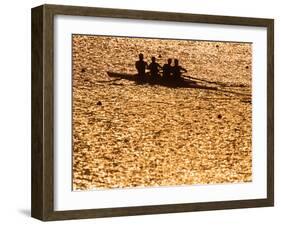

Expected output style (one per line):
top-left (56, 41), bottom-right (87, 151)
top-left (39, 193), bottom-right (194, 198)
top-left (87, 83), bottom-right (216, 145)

top-left (135, 53), bottom-right (148, 77)
top-left (148, 56), bottom-right (162, 78)
top-left (162, 58), bottom-right (172, 79)
top-left (172, 59), bottom-right (187, 79)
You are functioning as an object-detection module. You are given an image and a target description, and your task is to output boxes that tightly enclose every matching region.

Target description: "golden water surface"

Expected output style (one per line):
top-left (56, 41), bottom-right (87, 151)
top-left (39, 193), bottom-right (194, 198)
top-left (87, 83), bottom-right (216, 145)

top-left (72, 35), bottom-right (252, 190)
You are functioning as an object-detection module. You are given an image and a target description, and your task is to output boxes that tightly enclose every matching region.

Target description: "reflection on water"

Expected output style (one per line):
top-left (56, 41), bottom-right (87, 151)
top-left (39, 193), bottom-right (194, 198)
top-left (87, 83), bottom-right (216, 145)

top-left (72, 35), bottom-right (252, 191)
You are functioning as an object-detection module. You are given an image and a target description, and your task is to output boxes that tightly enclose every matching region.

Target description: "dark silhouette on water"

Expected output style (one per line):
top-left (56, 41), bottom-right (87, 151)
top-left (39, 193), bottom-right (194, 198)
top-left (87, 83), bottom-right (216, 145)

top-left (148, 56), bottom-right (162, 78)
top-left (106, 71), bottom-right (252, 97)
top-left (96, 101), bottom-right (102, 106)
top-left (162, 58), bottom-right (173, 80)
top-left (105, 54), bottom-right (250, 96)
top-left (135, 53), bottom-right (148, 78)
top-left (107, 71), bottom-right (217, 90)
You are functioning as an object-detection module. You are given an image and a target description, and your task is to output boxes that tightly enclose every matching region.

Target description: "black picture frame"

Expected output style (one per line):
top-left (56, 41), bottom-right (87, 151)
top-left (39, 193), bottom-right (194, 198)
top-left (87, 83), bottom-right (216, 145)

top-left (31, 4), bottom-right (274, 221)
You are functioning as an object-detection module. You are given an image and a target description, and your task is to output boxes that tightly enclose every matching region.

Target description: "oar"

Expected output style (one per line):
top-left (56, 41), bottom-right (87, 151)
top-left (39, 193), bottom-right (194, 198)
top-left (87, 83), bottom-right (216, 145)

top-left (181, 73), bottom-right (219, 85)
top-left (181, 73), bottom-right (247, 88)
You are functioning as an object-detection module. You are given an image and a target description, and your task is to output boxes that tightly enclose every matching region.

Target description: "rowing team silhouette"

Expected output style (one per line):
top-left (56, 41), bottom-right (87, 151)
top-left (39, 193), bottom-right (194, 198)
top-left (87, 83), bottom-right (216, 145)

top-left (135, 53), bottom-right (187, 80)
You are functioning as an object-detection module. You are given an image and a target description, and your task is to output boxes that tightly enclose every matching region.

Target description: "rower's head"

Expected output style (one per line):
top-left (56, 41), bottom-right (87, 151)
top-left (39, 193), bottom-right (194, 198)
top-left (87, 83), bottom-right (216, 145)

top-left (151, 56), bottom-right (156, 63)
top-left (139, 53), bottom-right (144, 61)
top-left (174, 59), bottom-right (179, 66)
top-left (168, 58), bottom-right (172, 65)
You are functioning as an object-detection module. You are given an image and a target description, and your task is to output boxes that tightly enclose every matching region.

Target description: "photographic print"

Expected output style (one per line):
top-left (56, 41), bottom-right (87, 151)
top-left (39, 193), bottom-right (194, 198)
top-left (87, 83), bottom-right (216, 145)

top-left (72, 35), bottom-right (252, 191)
top-left (32, 4), bottom-right (274, 220)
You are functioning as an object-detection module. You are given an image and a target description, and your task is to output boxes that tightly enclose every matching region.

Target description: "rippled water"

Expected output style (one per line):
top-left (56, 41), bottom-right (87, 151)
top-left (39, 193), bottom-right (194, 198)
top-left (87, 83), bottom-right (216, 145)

top-left (72, 35), bottom-right (252, 190)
